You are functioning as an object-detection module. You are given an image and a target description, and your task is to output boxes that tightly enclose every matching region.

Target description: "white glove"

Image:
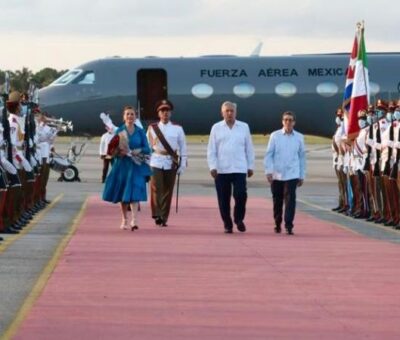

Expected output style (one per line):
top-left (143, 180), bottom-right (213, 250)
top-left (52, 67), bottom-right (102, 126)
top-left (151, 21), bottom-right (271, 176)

top-left (100, 112), bottom-right (117, 132)
top-left (177, 165), bottom-right (185, 175)
top-left (366, 138), bottom-right (374, 147)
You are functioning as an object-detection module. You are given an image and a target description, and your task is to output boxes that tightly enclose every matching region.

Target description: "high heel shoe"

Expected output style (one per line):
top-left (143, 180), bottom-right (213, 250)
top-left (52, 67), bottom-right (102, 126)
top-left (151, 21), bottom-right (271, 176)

top-left (130, 221), bottom-right (139, 231)
top-left (120, 219), bottom-right (128, 230)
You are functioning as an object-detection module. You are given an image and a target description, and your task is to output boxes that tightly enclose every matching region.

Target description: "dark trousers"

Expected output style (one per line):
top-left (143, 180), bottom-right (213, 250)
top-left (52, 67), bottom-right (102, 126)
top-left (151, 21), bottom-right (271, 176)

top-left (271, 179), bottom-right (298, 230)
top-left (102, 158), bottom-right (111, 183)
top-left (215, 173), bottom-right (247, 229)
top-left (150, 167), bottom-right (177, 222)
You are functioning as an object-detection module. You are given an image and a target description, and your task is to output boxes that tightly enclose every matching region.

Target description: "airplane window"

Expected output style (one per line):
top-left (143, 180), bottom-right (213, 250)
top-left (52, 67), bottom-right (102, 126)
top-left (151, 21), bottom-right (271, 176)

top-left (74, 71), bottom-right (95, 85)
top-left (275, 82), bottom-right (297, 98)
top-left (233, 83), bottom-right (255, 98)
top-left (316, 82), bottom-right (339, 97)
top-left (51, 69), bottom-right (82, 86)
top-left (192, 83), bottom-right (213, 99)
top-left (369, 82), bottom-right (380, 96)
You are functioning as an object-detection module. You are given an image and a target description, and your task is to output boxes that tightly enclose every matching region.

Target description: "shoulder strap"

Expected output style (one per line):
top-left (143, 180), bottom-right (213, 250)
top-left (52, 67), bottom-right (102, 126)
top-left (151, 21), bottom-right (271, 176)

top-left (151, 123), bottom-right (178, 163)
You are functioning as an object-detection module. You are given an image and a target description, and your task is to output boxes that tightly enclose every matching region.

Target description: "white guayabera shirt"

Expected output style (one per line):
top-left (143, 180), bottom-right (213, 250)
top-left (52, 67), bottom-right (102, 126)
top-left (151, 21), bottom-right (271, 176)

top-left (207, 120), bottom-right (255, 174)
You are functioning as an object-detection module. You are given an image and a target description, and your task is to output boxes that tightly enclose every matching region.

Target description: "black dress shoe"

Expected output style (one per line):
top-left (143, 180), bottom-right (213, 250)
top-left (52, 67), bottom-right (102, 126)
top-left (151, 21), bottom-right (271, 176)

top-left (0, 236), bottom-right (3, 241)
top-left (286, 229), bottom-right (294, 235)
top-left (384, 220), bottom-right (395, 227)
top-left (236, 221), bottom-right (246, 232)
top-left (224, 228), bottom-right (233, 234)
top-left (161, 222), bottom-right (168, 227)
top-left (2, 227), bottom-right (19, 234)
top-left (274, 225), bottom-right (281, 233)
top-left (331, 206), bottom-right (341, 211)
top-left (155, 217), bottom-right (163, 225)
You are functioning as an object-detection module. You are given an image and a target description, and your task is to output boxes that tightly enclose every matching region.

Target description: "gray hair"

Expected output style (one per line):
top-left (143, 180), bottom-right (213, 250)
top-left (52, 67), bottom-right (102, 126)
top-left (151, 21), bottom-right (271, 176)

top-left (221, 101), bottom-right (237, 111)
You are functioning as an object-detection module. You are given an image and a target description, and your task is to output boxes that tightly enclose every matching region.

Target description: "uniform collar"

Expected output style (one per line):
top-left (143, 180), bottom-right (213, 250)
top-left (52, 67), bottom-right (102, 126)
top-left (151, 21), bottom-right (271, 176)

top-left (159, 121), bottom-right (171, 127)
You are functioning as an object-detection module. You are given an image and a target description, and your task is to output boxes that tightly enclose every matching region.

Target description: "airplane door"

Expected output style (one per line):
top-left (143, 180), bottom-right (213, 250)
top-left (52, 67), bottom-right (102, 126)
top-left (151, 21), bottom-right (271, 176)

top-left (137, 69), bottom-right (167, 123)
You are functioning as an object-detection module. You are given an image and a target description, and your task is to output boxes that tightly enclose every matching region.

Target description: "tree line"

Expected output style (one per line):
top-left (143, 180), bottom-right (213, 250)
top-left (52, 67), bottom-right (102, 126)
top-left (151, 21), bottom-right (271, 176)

top-left (0, 67), bottom-right (67, 93)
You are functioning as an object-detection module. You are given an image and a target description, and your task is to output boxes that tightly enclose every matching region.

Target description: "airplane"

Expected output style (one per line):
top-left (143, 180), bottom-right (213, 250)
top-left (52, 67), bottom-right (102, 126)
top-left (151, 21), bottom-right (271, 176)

top-left (38, 52), bottom-right (400, 137)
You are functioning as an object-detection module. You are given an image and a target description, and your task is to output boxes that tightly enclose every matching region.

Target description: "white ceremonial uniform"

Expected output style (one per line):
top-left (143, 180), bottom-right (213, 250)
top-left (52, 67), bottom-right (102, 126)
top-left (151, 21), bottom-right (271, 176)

top-left (8, 113), bottom-right (32, 171)
top-left (99, 132), bottom-right (114, 157)
top-left (147, 121), bottom-right (187, 173)
top-left (333, 122), bottom-right (345, 171)
top-left (394, 124), bottom-right (400, 165)
top-left (353, 127), bottom-right (368, 172)
top-left (0, 123), bottom-right (18, 175)
top-left (207, 120), bottom-right (255, 174)
top-left (37, 122), bottom-right (58, 163)
top-left (380, 122), bottom-right (395, 172)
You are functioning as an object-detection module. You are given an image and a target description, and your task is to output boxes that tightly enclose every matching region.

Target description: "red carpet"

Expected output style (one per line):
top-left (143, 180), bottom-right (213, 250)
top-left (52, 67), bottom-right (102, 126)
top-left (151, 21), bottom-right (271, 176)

top-left (14, 195), bottom-right (400, 339)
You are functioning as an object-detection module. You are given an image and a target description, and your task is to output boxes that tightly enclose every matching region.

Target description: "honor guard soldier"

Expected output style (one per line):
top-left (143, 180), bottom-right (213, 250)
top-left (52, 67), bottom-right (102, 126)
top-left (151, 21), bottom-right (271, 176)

top-left (332, 108), bottom-right (347, 212)
top-left (0, 120), bottom-right (23, 235)
top-left (352, 109), bottom-right (370, 218)
top-left (391, 100), bottom-right (400, 229)
top-left (364, 105), bottom-right (380, 221)
top-left (99, 127), bottom-right (114, 183)
top-left (36, 111), bottom-right (57, 204)
top-left (7, 91), bottom-right (36, 229)
top-left (381, 101), bottom-right (399, 226)
top-left (372, 99), bottom-right (390, 224)
top-left (147, 99), bottom-right (187, 227)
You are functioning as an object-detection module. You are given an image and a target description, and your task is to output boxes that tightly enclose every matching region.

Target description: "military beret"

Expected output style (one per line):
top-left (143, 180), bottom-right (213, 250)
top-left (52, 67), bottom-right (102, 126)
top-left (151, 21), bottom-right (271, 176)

top-left (396, 99), bottom-right (400, 109)
top-left (155, 99), bottom-right (174, 112)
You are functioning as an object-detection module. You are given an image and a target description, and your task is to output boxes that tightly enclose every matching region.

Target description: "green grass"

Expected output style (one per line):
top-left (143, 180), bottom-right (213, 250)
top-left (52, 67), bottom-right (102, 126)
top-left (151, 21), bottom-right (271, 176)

top-left (185, 134), bottom-right (331, 145)
top-left (56, 134), bottom-right (331, 145)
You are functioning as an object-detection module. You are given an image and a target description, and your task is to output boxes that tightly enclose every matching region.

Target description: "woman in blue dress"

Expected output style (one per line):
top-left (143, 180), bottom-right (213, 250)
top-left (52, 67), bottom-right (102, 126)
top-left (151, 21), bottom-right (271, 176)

top-left (102, 106), bottom-right (152, 231)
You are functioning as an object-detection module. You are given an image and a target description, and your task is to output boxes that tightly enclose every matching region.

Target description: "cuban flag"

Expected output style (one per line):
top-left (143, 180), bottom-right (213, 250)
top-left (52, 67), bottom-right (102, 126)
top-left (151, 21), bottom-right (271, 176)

top-left (342, 33), bottom-right (358, 135)
top-left (347, 24), bottom-right (369, 139)
top-left (343, 35), bottom-right (358, 112)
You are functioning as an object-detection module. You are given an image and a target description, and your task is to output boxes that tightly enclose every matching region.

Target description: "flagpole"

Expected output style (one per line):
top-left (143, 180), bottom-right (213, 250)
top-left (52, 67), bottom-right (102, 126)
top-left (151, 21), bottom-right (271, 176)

top-left (359, 21), bottom-right (370, 105)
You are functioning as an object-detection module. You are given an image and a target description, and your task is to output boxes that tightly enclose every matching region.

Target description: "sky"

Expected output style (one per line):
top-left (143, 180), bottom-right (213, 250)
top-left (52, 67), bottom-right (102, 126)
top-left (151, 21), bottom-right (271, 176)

top-left (0, 0), bottom-right (399, 71)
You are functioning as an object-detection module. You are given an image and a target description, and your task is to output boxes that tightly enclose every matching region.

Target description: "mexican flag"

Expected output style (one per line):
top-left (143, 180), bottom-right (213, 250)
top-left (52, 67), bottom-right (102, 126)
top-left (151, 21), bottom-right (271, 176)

top-left (347, 25), bottom-right (369, 139)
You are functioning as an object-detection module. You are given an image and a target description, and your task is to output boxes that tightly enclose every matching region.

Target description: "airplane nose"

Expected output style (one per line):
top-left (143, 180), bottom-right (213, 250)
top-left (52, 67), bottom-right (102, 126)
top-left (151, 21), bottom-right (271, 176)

top-left (38, 86), bottom-right (61, 108)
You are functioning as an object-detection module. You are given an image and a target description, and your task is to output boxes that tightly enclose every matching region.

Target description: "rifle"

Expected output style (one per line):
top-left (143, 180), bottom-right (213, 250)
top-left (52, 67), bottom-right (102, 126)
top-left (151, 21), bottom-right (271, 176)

top-left (383, 121), bottom-right (394, 176)
top-left (390, 125), bottom-right (400, 180)
top-left (373, 121), bottom-right (381, 177)
top-left (1, 72), bottom-right (13, 163)
top-left (363, 123), bottom-right (373, 171)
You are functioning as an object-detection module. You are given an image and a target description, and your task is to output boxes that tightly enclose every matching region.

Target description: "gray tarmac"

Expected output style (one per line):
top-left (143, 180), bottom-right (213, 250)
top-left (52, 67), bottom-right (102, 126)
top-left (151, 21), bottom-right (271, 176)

top-left (1, 138), bottom-right (399, 336)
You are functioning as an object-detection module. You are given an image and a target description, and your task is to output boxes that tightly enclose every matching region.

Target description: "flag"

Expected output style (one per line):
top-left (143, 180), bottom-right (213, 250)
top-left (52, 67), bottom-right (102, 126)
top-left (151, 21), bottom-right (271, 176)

top-left (342, 34), bottom-right (358, 112)
top-left (347, 24), bottom-right (369, 139)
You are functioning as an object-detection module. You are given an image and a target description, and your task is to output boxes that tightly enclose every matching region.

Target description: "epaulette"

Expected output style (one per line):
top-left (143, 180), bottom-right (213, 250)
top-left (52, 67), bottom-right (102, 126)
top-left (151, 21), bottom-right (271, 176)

top-left (172, 122), bottom-right (181, 127)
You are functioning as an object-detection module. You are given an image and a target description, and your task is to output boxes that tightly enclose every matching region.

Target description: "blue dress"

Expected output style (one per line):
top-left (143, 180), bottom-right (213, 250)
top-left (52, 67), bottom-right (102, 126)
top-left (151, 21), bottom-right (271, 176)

top-left (102, 125), bottom-right (152, 203)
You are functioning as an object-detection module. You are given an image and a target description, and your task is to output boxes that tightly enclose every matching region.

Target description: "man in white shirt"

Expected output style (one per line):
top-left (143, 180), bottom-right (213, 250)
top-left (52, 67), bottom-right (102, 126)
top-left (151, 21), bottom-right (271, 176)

top-left (147, 99), bottom-right (187, 227)
top-left (264, 111), bottom-right (306, 235)
top-left (207, 101), bottom-right (255, 234)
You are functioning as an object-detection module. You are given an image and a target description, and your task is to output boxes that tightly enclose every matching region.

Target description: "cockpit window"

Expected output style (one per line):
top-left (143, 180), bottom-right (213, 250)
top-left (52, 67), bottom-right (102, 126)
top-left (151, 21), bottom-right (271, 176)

top-left (51, 69), bottom-right (82, 85)
top-left (73, 71), bottom-right (95, 85)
